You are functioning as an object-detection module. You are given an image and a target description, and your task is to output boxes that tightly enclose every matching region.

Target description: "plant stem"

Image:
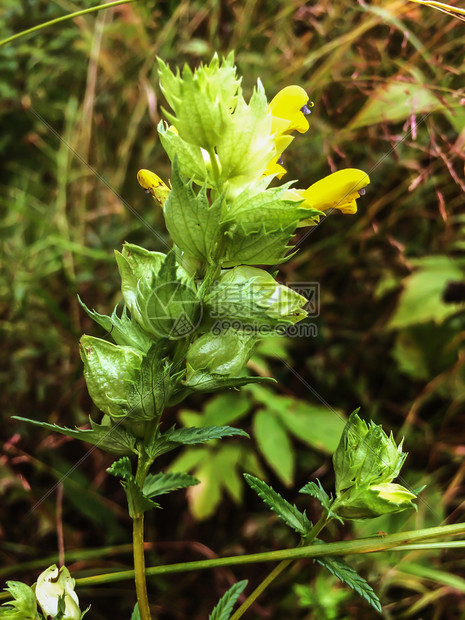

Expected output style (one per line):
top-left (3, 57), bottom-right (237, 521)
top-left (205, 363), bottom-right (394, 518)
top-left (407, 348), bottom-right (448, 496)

top-left (133, 514), bottom-right (152, 620)
top-left (230, 514), bottom-right (330, 620)
top-left (0, 0), bottom-right (138, 47)
top-left (132, 456), bottom-right (154, 620)
top-left (74, 522), bottom-right (465, 588)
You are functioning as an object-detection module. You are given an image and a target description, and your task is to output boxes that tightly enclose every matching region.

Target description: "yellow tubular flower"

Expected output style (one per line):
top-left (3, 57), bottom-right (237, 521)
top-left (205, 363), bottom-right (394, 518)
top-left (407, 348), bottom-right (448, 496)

top-left (269, 85), bottom-right (312, 134)
top-left (296, 169), bottom-right (370, 214)
top-left (137, 169), bottom-right (170, 208)
top-left (265, 85), bottom-right (312, 178)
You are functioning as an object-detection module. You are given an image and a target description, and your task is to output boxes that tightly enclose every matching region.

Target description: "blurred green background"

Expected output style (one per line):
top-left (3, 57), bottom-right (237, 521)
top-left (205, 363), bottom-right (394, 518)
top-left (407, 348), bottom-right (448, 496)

top-left (1, 0), bottom-right (465, 618)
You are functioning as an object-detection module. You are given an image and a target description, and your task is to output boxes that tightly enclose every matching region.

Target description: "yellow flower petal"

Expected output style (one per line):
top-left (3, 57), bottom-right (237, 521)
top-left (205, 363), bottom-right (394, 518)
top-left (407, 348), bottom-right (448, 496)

top-left (301, 169), bottom-right (370, 214)
top-left (269, 85), bottom-right (311, 134)
top-left (137, 169), bottom-right (170, 207)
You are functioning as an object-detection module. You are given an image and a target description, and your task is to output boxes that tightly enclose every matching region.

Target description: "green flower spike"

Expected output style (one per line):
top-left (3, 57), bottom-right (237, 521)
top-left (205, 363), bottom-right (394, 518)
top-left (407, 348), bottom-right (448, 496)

top-left (35, 565), bottom-right (81, 620)
top-left (332, 410), bottom-right (417, 520)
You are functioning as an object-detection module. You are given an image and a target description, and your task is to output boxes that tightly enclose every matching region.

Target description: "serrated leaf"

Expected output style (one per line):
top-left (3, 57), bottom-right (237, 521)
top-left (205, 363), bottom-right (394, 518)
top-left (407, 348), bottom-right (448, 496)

top-left (164, 161), bottom-right (224, 262)
top-left (107, 457), bottom-right (160, 516)
top-left (0, 581), bottom-right (37, 620)
top-left (299, 480), bottom-right (342, 522)
top-left (185, 371), bottom-right (273, 393)
top-left (316, 554), bottom-right (382, 613)
top-left (127, 341), bottom-right (178, 421)
top-left (253, 409), bottom-right (294, 486)
top-left (143, 472), bottom-right (200, 497)
top-left (148, 425), bottom-right (249, 459)
top-left (209, 580), bottom-right (248, 620)
top-left (217, 82), bottom-right (275, 191)
top-left (158, 121), bottom-right (208, 183)
top-left (107, 456), bottom-right (134, 481)
top-left (223, 222), bottom-right (297, 266)
top-left (225, 182), bottom-right (310, 229)
top-left (13, 416), bottom-right (137, 456)
top-left (244, 474), bottom-right (311, 536)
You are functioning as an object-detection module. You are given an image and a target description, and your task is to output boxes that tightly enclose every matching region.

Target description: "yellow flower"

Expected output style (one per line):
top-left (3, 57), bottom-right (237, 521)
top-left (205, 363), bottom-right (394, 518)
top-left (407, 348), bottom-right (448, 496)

top-left (265, 85), bottom-right (312, 178)
top-left (137, 169), bottom-right (170, 207)
top-left (292, 168), bottom-right (370, 216)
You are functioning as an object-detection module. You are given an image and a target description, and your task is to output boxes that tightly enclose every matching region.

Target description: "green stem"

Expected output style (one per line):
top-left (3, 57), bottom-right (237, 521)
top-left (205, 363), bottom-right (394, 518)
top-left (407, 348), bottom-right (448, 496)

top-left (0, 0), bottom-right (138, 47)
top-left (132, 456), bottom-right (154, 620)
top-left (73, 522), bottom-right (465, 588)
top-left (230, 514), bottom-right (330, 620)
top-left (133, 514), bottom-right (151, 620)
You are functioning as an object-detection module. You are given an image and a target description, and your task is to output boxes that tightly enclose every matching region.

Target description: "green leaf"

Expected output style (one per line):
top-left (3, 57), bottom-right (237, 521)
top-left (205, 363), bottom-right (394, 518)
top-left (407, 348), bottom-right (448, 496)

top-left (185, 371), bottom-right (273, 393)
top-left (253, 410), bottom-right (294, 486)
top-left (0, 581), bottom-right (37, 620)
top-left (209, 580), bottom-right (248, 620)
top-left (158, 121), bottom-right (208, 184)
top-left (299, 480), bottom-right (341, 522)
top-left (217, 81), bottom-right (275, 192)
top-left (126, 341), bottom-right (179, 421)
top-left (164, 161), bottom-right (224, 262)
top-left (107, 456), bottom-right (133, 481)
top-left (223, 222), bottom-right (297, 266)
top-left (348, 78), bottom-right (439, 129)
top-left (316, 554), bottom-right (382, 613)
top-left (187, 453), bottom-right (223, 520)
top-left (388, 256), bottom-right (464, 329)
top-left (143, 472), bottom-right (200, 497)
top-left (78, 297), bottom-right (152, 353)
top-left (13, 417), bottom-right (137, 456)
top-left (107, 458), bottom-right (161, 516)
top-left (243, 474), bottom-right (311, 536)
top-left (130, 602), bottom-right (141, 620)
top-left (275, 401), bottom-right (346, 454)
top-left (148, 425), bottom-right (249, 459)
top-left (202, 392), bottom-right (252, 427)
top-left (225, 182), bottom-right (313, 229)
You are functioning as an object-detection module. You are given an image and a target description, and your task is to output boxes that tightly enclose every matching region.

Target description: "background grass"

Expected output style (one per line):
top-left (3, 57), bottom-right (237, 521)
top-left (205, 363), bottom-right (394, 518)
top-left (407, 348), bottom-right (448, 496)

top-left (1, 0), bottom-right (465, 618)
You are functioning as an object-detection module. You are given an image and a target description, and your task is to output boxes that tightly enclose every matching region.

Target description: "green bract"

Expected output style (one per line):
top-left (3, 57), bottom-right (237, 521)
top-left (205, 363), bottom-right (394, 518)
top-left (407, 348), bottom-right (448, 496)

top-left (80, 335), bottom-right (143, 420)
top-left (332, 411), bottom-right (417, 519)
top-left (186, 327), bottom-right (257, 377)
top-left (158, 53), bottom-right (240, 152)
top-left (206, 266), bottom-right (307, 328)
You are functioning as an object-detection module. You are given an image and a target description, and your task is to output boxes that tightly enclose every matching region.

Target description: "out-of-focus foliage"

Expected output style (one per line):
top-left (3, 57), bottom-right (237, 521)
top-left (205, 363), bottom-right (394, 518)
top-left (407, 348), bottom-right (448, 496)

top-left (1, 0), bottom-right (464, 618)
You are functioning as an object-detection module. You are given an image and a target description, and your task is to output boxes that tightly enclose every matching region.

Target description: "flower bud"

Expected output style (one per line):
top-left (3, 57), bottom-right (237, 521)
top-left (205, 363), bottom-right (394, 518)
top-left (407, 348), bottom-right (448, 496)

top-left (332, 410), bottom-right (417, 520)
top-left (35, 565), bottom-right (81, 620)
